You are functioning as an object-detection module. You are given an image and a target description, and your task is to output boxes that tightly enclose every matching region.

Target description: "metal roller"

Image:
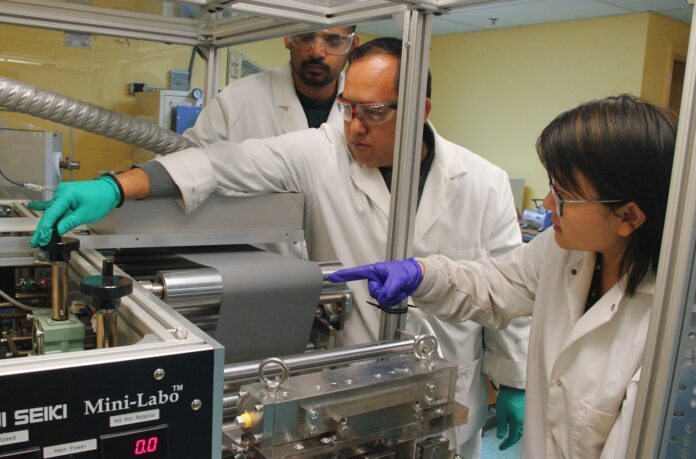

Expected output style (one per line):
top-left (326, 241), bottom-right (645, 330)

top-left (223, 337), bottom-right (417, 383)
top-left (319, 261), bottom-right (343, 288)
top-left (156, 268), bottom-right (223, 308)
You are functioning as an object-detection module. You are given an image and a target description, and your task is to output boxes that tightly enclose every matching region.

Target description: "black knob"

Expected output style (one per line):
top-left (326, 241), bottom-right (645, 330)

top-left (102, 259), bottom-right (114, 278)
top-left (80, 258), bottom-right (133, 310)
top-left (40, 228), bottom-right (80, 262)
top-left (49, 227), bottom-right (60, 245)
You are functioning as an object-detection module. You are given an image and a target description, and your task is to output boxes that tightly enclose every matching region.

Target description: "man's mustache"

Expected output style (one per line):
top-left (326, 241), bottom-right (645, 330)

top-left (301, 59), bottom-right (329, 71)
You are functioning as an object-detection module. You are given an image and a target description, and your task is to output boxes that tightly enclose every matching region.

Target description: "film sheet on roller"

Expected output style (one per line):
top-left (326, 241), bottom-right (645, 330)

top-left (180, 247), bottom-right (323, 363)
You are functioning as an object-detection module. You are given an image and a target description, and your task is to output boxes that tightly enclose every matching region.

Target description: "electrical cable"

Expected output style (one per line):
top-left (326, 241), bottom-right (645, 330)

top-left (0, 288), bottom-right (42, 312)
top-left (187, 46), bottom-right (197, 88)
top-left (0, 166), bottom-right (55, 192)
top-left (367, 300), bottom-right (414, 315)
top-left (0, 167), bottom-right (24, 187)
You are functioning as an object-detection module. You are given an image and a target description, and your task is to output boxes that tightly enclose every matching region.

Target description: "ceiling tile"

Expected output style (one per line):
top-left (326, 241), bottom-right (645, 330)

top-left (358, 0), bottom-right (692, 36)
top-left (659, 7), bottom-right (694, 23)
top-left (357, 19), bottom-right (403, 37)
top-left (432, 18), bottom-right (484, 34)
top-left (357, 17), bottom-right (483, 36)
top-left (599, 0), bottom-right (691, 12)
top-left (442, 0), bottom-right (628, 29)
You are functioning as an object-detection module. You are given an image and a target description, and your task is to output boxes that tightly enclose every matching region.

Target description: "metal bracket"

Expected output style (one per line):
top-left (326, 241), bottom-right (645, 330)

top-left (64, 31), bottom-right (92, 49)
top-left (197, 34), bottom-right (214, 45)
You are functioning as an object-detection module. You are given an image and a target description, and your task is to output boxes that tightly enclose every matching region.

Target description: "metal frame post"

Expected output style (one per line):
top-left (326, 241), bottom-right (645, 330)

top-left (627, 6), bottom-right (696, 457)
top-left (193, 42), bottom-right (219, 105)
top-left (378, 9), bottom-right (432, 341)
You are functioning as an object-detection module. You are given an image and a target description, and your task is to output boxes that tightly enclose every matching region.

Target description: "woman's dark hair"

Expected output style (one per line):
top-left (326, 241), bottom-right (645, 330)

top-left (348, 37), bottom-right (431, 98)
top-left (537, 94), bottom-right (678, 295)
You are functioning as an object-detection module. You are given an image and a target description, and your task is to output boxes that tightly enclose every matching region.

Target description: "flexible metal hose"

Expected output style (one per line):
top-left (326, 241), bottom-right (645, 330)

top-left (0, 76), bottom-right (195, 155)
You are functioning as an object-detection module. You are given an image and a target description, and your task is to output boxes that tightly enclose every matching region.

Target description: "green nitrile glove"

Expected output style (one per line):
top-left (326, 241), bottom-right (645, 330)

top-left (496, 386), bottom-right (525, 450)
top-left (29, 176), bottom-right (121, 247)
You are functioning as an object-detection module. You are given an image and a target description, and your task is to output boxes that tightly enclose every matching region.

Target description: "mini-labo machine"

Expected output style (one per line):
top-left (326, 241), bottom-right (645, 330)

top-left (0, 193), bottom-right (465, 459)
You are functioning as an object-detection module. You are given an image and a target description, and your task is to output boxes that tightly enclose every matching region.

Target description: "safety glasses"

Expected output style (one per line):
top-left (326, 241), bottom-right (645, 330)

top-left (335, 93), bottom-right (398, 126)
top-left (548, 177), bottom-right (624, 217)
top-left (288, 31), bottom-right (355, 55)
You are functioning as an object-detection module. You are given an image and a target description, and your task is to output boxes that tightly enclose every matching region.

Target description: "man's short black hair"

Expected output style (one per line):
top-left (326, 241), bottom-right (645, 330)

top-left (348, 37), bottom-right (431, 98)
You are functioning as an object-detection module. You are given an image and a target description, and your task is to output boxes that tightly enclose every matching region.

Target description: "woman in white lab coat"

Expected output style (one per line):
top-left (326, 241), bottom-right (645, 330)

top-left (328, 94), bottom-right (678, 458)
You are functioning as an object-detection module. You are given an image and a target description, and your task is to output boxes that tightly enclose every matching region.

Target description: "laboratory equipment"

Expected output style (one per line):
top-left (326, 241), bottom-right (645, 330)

top-left (521, 200), bottom-right (552, 232)
top-left (0, 129), bottom-right (66, 200)
top-left (0, 193), bottom-right (463, 458)
top-left (134, 89), bottom-right (202, 134)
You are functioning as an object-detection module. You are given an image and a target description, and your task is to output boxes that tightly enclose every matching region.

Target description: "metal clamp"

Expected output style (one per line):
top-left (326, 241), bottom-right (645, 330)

top-left (413, 334), bottom-right (438, 361)
top-left (258, 357), bottom-right (289, 391)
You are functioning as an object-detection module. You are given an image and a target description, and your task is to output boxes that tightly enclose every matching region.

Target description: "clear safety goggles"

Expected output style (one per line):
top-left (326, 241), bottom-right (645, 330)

top-left (288, 31), bottom-right (355, 55)
top-left (335, 93), bottom-right (398, 125)
top-left (548, 177), bottom-right (623, 217)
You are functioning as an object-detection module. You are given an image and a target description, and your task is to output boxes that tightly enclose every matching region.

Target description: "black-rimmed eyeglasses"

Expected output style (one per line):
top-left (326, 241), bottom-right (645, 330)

top-left (548, 178), bottom-right (624, 217)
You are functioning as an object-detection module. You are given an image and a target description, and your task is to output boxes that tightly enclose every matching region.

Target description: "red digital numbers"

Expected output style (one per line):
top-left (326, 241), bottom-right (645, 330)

top-left (134, 436), bottom-right (159, 455)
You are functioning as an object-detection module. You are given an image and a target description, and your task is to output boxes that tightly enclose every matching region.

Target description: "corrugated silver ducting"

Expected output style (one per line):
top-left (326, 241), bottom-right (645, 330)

top-left (0, 76), bottom-right (195, 155)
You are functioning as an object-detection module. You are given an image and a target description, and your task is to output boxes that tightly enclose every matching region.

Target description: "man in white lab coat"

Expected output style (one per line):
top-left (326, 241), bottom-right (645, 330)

top-left (184, 25), bottom-right (358, 145)
top-left (30, 38), bottom-right (529, 457)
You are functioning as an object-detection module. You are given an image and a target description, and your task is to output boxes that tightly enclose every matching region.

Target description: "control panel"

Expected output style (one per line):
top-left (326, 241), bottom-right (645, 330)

top-left (0, 350), bottom-right (216, 458)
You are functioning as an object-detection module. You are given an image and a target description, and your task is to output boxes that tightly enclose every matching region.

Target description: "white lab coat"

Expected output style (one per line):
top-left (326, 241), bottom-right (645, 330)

top-left (182, 63), bottom-right (344, 259)
top-left (184, 63), bottom-right (344, 145)
top-left (415, 229), bottom-right (654, 458)
top-left (155, 122), bottom-right (529, 454)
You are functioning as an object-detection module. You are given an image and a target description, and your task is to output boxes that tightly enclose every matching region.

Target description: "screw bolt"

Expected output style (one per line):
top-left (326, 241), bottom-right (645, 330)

top-left (338, 425), bottom-right (350, 437)
top-left (154, 368), bottom-right (165, 380)
top-left (191, 399), bottom-right (202, 411)
top-left (174, 327), bottom-right (188, 340)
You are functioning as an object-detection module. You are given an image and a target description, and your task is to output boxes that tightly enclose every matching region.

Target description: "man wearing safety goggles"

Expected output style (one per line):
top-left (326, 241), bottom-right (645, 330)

top-left (31, 38), bottom-right (529, 458)
top-left (185, 26), bottom-right (358, 147)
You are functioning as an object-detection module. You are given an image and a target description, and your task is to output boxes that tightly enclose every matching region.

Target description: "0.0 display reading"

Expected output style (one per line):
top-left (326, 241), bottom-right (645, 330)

top-left (134, 436), bottom-right (158, 455)
top-left (100, 424), bottom-right (168, 459)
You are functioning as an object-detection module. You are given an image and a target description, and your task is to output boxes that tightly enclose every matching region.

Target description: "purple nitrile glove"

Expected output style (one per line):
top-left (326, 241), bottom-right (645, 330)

top-left (327, 258), bottom-right (423, 307)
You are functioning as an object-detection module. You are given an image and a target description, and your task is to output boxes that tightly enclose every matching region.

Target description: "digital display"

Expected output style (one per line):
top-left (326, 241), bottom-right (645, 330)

top-left (100, 424), bottom-right (168, 459)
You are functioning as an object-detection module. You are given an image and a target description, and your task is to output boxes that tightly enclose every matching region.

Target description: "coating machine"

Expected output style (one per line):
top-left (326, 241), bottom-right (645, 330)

top-left (0, 195), bottom-right (466, 459)
top-left (0, 76), bottom-right (466, 457)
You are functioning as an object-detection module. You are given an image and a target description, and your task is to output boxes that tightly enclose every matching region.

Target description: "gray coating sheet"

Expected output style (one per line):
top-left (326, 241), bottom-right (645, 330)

top-left (181, 248), bottom-right (322, 363)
